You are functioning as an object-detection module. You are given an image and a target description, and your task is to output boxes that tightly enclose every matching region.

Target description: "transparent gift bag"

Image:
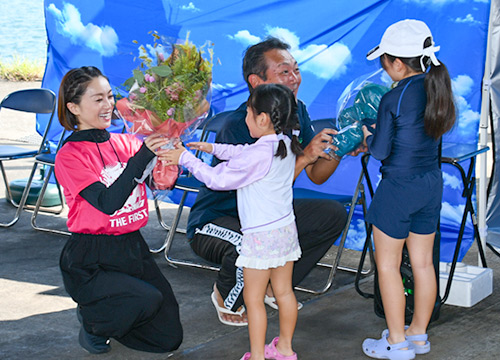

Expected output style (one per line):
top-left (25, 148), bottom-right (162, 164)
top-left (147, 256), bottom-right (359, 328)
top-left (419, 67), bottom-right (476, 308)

top-left (326, 68), bottom-right (390, 159)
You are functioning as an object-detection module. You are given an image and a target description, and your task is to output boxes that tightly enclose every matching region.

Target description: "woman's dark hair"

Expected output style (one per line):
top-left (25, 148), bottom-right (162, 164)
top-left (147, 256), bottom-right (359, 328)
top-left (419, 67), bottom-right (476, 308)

top-left (58, 66), bottom-right (107, 131)
top-left (382, 37), bottom-right (456, 139)
top-left (242, 37), bottom-right (290, 92)
top-left (247, 83), bottom-right (303, 159)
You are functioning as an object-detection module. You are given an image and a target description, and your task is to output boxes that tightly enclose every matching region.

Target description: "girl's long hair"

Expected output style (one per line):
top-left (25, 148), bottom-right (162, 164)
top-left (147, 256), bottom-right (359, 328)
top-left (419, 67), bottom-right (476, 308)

top-left (247, 84), bottom-right (303, 158)
top-left (383, 37), bottom-right (456, 139)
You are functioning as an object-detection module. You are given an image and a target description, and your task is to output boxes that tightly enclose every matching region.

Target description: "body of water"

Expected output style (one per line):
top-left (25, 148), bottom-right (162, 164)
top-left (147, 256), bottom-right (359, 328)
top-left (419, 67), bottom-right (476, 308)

top-left (0, 0), bottom-right (47, 62)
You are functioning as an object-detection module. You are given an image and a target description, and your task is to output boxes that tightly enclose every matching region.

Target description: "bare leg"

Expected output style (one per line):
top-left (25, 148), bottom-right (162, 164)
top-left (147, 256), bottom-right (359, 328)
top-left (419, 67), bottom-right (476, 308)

top-left (270, 261), bottom-right (297, 356)
top-left (373, 226), bottom-right (407, 346)
top-left (406, 231), bottom-right (437, 345)
top-left (243, 268), bottom-right (271, 360)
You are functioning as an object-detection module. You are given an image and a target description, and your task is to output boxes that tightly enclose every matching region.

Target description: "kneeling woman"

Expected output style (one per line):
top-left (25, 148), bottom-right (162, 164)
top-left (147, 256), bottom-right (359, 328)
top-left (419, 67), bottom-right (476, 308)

top-left (55, 66), bottom-right (182, 354)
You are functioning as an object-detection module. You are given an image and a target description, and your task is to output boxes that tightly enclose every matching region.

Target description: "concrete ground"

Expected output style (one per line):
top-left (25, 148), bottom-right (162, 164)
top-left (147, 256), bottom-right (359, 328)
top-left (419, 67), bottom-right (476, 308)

top-left (1, 80), bottom-right (500, 359)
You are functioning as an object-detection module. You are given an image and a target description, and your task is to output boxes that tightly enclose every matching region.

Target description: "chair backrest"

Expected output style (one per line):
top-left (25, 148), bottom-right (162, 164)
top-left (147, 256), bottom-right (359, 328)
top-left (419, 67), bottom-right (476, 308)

top-left (199, 113), bottom-right (227, 142)
top-left (193, 112), bottom-right (230, 163)
top-left (0, 88), bottom-right (57, 154)
top-left (0, 88), bottom-right (56, 114)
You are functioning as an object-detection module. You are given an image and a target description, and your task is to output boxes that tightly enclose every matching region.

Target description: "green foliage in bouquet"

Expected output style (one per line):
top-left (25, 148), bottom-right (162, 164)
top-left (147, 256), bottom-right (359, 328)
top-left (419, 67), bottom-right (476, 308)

top-left (123, 31), bottom-right (213, 126)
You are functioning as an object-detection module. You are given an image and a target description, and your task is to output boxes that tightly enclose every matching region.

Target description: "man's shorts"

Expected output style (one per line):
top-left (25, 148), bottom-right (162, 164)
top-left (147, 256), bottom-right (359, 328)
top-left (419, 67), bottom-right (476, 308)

top-left (366, 169), bottom-right (442, 239)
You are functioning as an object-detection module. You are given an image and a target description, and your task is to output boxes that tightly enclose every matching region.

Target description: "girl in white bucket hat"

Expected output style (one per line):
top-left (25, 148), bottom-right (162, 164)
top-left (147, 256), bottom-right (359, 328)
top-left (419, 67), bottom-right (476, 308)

top-left (361, 19), bottom-right (456, 360)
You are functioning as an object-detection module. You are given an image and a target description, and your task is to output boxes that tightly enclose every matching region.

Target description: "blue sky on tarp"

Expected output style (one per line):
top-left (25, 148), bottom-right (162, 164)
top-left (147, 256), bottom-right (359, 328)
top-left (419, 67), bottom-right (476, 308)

top-left (41, 0), bottom-right (490, 260)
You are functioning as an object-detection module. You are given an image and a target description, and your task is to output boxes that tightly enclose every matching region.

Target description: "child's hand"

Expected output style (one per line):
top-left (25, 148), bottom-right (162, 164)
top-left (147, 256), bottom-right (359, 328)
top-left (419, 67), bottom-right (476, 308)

top-left (348, 144), bottom-right (368, 156)
top-left (158, 143), bottom-right (186, 166)
top-left (362, 125), bottom-right (372, 147)
top-left (186, 142), bottom-right (214, 154)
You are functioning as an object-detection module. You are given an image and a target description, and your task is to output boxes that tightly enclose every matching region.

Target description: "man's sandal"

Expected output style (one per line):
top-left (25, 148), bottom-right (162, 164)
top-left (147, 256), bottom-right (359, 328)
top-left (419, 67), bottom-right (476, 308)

top-left (210, 291), bottom-right (247, 327)
top-left (264, 295), bottom-right (303, 311)
top-left (362, 336), bottom-right (415, 360)
top-left (264, 337), bottom-right (298, 360)
top-left (381, 327), bottom-right (430, 354)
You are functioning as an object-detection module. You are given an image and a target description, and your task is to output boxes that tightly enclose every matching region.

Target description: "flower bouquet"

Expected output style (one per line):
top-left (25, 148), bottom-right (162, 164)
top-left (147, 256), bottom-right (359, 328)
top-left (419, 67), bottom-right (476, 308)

top-left (325, 68), bottom-right (390, 158)
top-left (117, 31), bottom-right (213, 190)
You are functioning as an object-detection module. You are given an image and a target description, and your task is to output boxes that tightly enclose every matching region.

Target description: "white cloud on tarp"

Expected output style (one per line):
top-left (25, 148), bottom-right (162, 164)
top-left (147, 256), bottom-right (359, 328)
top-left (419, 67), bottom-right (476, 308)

top-left (454, 14), bottom-right (481, 25)
top-left (180, 2), bottom-right (201, 12)
top-left (441, 202), bottom-right (466, 224)
top-left (212, 83), bottom-right (237, 90)
top-left (346, 218), bottom-right (369, 251)
top-left (228, 30), bottom-right (261, 47)
top-left (450, 74), bottom-right (480, 140)
top-left (443, 172), bottom-right (462, 190)
top-left (47, 3), bottom-right (118, 57)
top-left (228, 26), bottom-right (352, 80)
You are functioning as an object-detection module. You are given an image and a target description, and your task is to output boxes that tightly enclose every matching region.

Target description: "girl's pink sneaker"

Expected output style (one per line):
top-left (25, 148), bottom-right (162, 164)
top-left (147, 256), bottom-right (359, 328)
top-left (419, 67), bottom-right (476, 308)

top-left (264, 337), bottom-right (297, 360)
top-left (239, 352), bottom-right (251, 360)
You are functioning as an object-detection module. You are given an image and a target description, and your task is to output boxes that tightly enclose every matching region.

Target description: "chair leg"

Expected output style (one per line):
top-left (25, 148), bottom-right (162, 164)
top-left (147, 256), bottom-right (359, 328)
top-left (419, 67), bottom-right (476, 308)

top-left (150, 191), bottom-right (191, 253)
top-left (154, 198), bottom-right (187, 233)
top-left (150, 193), bottom-right (189, 253)
top-left (152, 191), bottom-right (219, 271)
top-left (0, 161), bottom-right (38, 227)
top-left (334, 188), bottom-right (374, 276)
top-left (30, 165), bottom-right (69, 236)
top-left (295, 169), bottom-right (374, 295)
top-left (294, 198), bottom-right (356, 295)
top-left (1, 161), bottom-right (18, 207)
top-left (355, 223), bottom-right (375, 299)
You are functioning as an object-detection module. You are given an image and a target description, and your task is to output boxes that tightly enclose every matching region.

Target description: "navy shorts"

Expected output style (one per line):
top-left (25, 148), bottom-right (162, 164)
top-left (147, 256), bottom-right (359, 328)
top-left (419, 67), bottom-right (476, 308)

top-left (366, 169), bottom-right (442, 239)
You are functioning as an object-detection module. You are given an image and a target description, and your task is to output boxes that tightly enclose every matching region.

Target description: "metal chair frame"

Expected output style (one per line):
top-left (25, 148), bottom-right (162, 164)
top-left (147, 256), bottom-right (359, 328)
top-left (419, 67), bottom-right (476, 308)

top-left (29, 129), bottom-right (70, 236)
top-left (150, 115), bottom-right (223, 272)
top-left (156, 156), bottom-right (375, 297)
top-left (0, 88), bottom-right (62, 228)
top-left (293, 163), bottom-right (375, 295)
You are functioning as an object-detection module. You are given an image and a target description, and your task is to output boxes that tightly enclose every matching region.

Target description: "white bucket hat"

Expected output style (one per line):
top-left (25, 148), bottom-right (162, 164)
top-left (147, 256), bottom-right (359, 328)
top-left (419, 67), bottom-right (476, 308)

top-left (366, 19), bottom-right (440, 72)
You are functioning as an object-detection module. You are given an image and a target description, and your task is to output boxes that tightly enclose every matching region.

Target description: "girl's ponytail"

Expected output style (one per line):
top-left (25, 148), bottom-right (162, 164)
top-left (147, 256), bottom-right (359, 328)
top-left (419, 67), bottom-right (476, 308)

top-left (424, 61), bottom-right (456, 139)
top-left (290, 129), bottom-right (303, 156)
top-left (273, 104), bottom-right (288, 159)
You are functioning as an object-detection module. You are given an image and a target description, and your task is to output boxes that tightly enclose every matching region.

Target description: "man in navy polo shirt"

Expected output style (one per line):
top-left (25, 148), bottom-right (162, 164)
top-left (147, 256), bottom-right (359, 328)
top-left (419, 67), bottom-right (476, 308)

top-left (187, 37), bottom-right (348, 325)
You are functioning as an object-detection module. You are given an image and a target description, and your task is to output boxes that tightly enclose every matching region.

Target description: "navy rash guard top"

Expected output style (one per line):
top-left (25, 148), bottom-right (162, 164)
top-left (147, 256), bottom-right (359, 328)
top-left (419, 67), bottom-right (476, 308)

top-left (186, 100), bottom-right (315, 239)
top-left (366, 73), bottom-right (440, 179)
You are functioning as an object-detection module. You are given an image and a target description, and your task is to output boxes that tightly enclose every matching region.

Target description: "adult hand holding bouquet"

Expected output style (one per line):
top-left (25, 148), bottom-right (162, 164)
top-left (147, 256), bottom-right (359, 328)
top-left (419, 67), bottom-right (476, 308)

top-left (117, 32), bottom-right (213, 190)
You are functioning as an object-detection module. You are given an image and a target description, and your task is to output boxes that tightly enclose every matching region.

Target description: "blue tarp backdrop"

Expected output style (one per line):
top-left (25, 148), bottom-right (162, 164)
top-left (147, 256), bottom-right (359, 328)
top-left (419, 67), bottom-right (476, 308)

top-left (40, 0), bottom-right (491, 261)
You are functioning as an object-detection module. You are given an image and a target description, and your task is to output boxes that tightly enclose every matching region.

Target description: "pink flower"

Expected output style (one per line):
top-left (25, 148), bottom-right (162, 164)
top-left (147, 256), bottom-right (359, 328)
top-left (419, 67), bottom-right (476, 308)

top-left (167, 108), bottom-right (175, 116)
top-left (164, 87), bottom-right (179, 101)
top-left (158, 53), bottom-right (165, 62)
top-left (144, 74), bottom-right (155, 83)
top-left (140, 87), bottom-right (147, 93)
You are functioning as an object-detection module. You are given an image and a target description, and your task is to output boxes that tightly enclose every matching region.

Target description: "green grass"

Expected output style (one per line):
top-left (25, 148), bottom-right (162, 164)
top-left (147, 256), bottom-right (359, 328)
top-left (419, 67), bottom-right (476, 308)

top-left (0, 55), bottom-right (45, 81)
